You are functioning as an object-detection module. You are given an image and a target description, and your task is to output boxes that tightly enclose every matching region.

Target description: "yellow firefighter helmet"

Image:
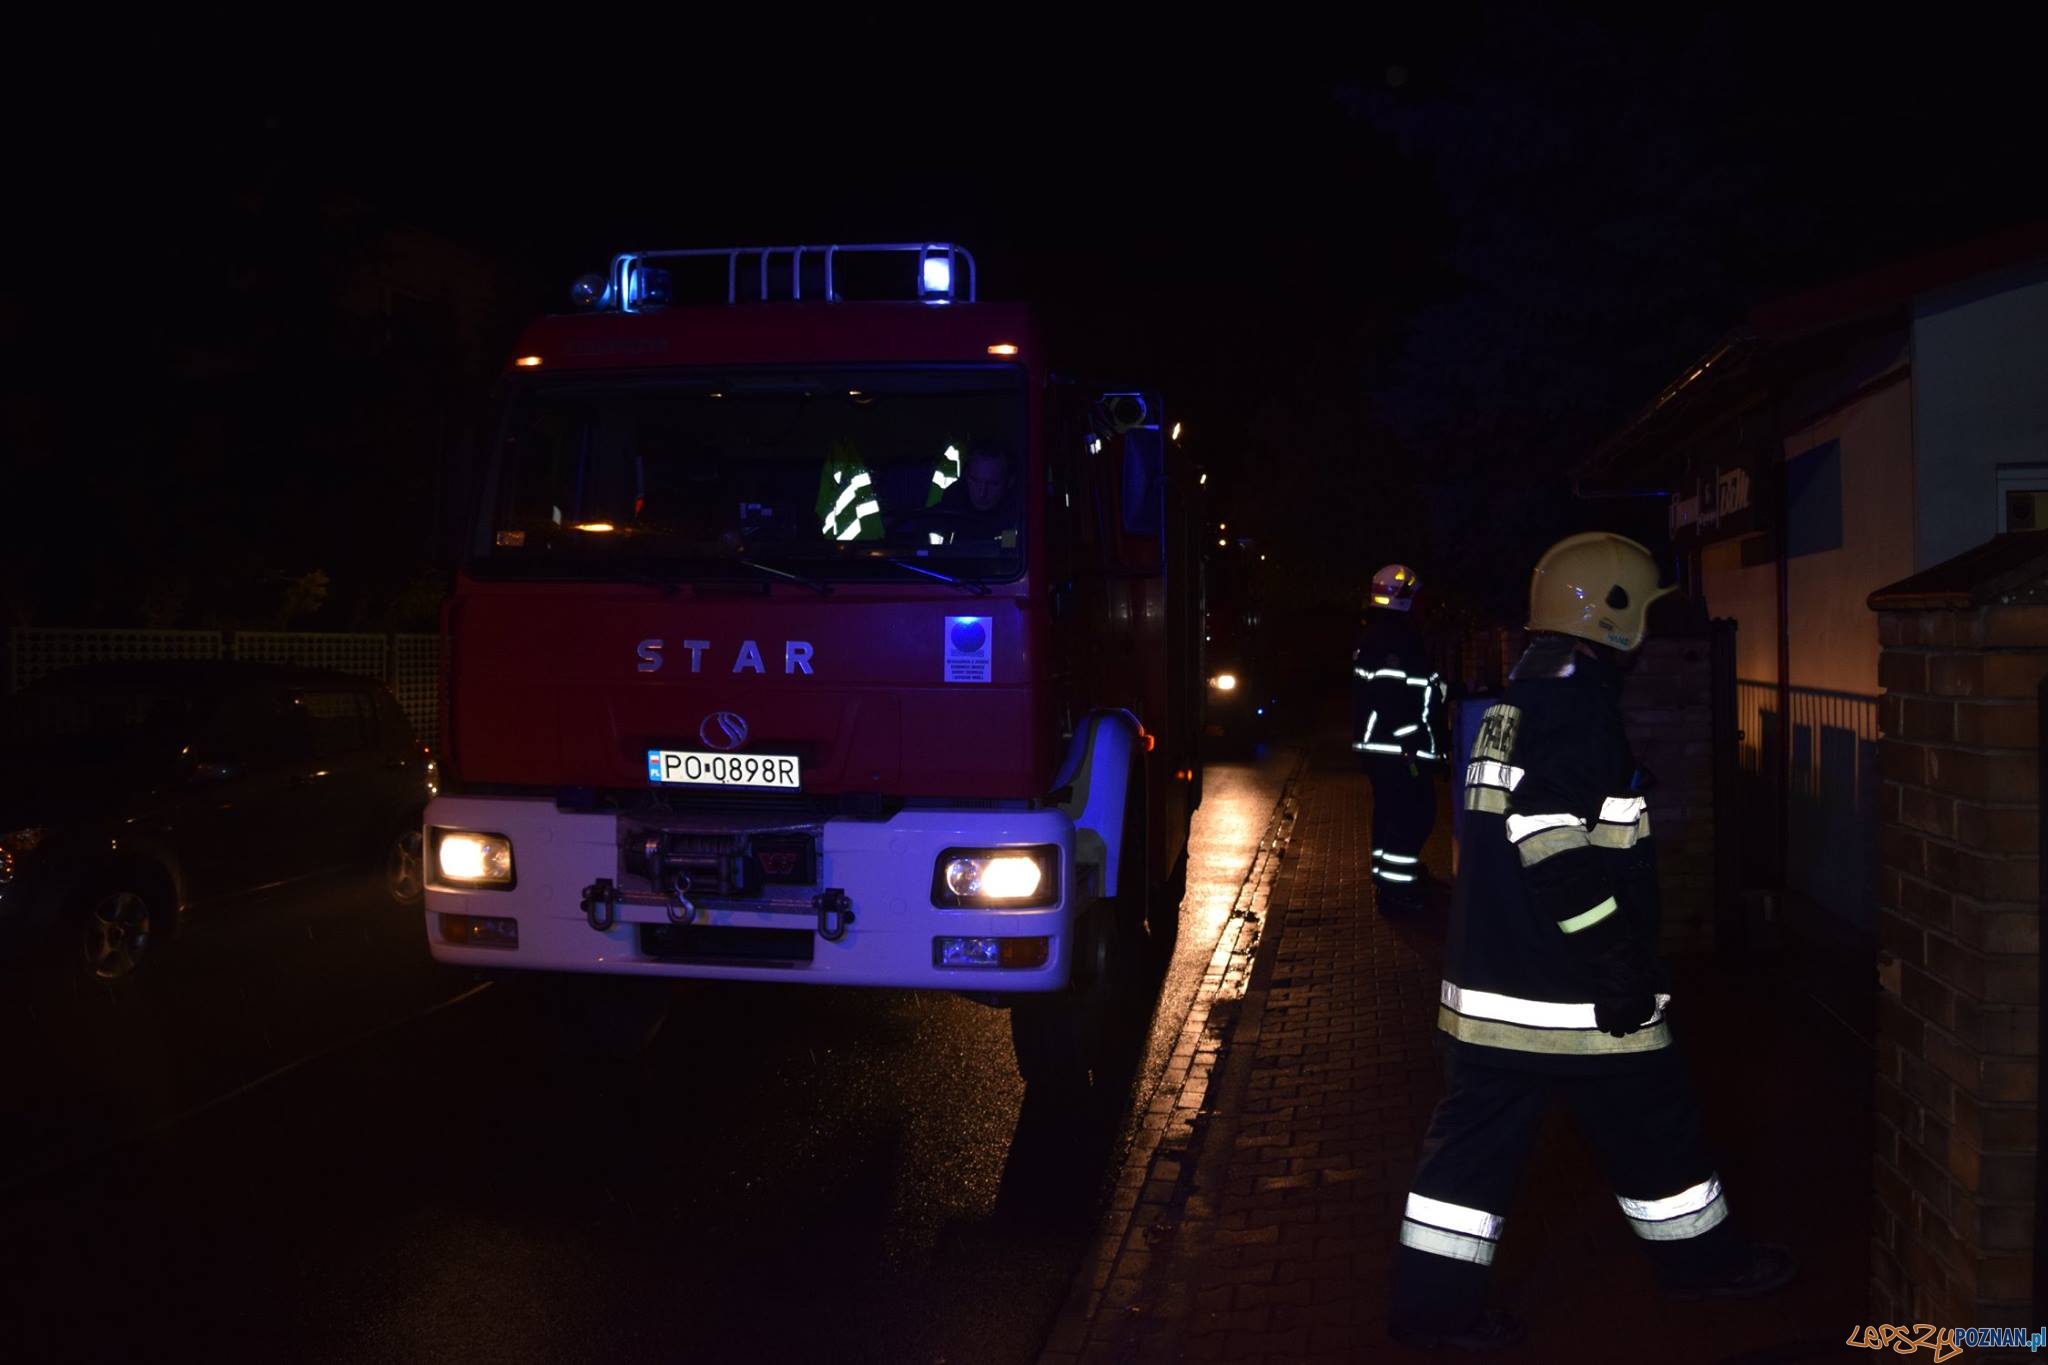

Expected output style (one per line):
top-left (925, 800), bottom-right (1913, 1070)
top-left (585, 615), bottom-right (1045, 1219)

top-left (1528, 532), bottom-right (1676, 652)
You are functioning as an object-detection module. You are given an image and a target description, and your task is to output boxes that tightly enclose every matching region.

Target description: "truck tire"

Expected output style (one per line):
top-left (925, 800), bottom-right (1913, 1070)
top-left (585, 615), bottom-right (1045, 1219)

top-left (1010, 759), bottom-right (1151, 1089)
top-left (537, 974), bottom-right (673, 1060)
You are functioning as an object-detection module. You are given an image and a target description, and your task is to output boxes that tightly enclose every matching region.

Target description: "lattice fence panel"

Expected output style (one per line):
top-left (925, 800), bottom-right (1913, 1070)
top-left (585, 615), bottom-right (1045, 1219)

top-left (231, 631), bottom-right (389, 681)
top-left (392, 634), bottom-right (441, 744)
top-left (8, 628), bottom-right (224, 692)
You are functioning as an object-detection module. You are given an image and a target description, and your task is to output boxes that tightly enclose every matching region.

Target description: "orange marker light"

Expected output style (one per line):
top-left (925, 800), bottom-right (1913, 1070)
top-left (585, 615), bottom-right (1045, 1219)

top-left (514, 355), bottom-right (543, 368)
top-left (987, 343), bottom-right (1020, 356)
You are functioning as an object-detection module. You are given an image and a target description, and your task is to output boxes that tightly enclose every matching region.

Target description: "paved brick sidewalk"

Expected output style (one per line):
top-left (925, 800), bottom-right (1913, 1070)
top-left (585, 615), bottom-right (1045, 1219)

top-left (1045, 737), bottom-right (1868, 1364)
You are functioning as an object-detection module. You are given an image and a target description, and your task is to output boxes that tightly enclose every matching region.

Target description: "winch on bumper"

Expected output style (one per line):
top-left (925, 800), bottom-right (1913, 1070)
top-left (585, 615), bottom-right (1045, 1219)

top-left (421, 795), bottom-right (1077, 989)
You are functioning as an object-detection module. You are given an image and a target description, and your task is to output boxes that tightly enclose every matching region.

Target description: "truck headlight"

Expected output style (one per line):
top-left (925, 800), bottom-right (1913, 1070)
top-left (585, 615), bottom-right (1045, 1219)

top-left (931, 845), bottom-right (1060, 908)
top-left (432, 829), bottom-right (516, 888)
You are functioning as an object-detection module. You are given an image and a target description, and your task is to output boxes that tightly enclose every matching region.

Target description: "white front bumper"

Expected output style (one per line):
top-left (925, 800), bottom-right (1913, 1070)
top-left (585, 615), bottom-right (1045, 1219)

top-left (421, 796), bottom-right (1077, 990)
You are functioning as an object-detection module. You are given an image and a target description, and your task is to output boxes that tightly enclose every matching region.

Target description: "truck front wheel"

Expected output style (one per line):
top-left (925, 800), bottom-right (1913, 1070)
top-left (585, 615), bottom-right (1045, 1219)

top-left (1010, 761), bottom-right (1152, 1089)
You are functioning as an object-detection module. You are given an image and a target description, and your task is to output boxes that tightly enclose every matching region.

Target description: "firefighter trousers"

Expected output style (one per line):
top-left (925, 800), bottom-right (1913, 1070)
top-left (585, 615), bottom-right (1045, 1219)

top-left (1365, 757), bottom-right (1436, 910)
top-left (1389, 1045), bottom-right (1749, 1331)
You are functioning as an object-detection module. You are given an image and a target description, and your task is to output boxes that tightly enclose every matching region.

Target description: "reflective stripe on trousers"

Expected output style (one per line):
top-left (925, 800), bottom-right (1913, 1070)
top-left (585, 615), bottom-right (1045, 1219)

top-left (1398, 1193), bottom-right (1504, 1265)
top-left (1438, 980), bottom-right (1673, 1056)
top-left (1619, 1176), bottom-right (1730, 1241)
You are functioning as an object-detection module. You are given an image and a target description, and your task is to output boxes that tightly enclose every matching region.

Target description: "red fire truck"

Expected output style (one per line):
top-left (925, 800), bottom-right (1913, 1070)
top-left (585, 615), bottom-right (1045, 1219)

top-left (424, 243), bottom-right (1202, 1083)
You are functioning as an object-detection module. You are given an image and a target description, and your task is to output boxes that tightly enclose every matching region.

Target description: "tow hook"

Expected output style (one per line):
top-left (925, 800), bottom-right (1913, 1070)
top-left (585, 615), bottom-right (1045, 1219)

top-left (664, 871), bottom-right (697, 926)
top-left (812, 888), bottom-right (854, 942)
top-left (580, 877), bottom-right (619, 932)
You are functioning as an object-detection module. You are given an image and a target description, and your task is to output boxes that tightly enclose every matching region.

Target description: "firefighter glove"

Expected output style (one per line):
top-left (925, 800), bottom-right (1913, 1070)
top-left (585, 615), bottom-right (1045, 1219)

top-left (1594, 995), bottom-right (1657, 1037)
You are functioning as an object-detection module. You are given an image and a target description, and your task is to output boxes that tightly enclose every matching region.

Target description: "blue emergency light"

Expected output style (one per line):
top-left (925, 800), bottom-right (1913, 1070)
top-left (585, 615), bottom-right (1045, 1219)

top-left (919, 250), bottom-right (956, 303)
top-left (628, 265), bottom-right (673, 309)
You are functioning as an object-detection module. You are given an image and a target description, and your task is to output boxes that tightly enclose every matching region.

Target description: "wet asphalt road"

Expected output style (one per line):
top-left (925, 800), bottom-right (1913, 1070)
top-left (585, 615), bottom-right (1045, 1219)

top-left (1, 750), bottom-right (1293, 1364)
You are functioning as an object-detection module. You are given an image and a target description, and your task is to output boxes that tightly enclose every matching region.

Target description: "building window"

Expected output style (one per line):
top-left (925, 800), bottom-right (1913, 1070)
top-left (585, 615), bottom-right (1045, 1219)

top-left (1785, 439), bottom-right (1844, 558)
top-left (1996, 463), bottom-right (2048, 532)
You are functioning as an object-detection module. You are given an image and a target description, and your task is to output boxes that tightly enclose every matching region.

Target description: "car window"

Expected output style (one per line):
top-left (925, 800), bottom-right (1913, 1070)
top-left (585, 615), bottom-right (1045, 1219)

top-left (299, 690), bottom-right (375, 760)
top-left (199, 690), bottom-right (312, 767)
top-left (2, 685), bottom-right (197, 759)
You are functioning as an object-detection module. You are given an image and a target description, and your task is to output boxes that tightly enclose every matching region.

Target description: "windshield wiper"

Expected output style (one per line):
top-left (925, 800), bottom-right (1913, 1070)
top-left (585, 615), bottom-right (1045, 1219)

top-left (882, 559), bottom-right (991, 595)
top-left (616, 564), bottom-right (681, 596)
top-left (735, 558), bottom-right (833, 596)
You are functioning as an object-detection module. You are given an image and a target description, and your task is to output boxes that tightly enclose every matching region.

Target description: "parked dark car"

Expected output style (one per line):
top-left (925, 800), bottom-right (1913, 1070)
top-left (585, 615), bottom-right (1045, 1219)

top-left (0, 662), bottom-right (433, 981)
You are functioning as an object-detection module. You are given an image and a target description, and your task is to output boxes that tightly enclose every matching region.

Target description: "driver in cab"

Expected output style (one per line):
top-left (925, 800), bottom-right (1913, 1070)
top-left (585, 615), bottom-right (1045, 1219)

top-left (927, 443), bottom-right (1018, 550)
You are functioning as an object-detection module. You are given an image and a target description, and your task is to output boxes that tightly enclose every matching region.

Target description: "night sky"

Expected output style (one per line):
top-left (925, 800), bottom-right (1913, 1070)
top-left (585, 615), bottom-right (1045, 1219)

top-left (7, 18), bottom-right (2043, 635)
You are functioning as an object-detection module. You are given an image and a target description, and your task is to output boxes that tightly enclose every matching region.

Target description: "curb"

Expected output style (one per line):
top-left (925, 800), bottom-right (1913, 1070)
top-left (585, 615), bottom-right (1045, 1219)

top-left (1040, 747), bottom-right (1309, 1363)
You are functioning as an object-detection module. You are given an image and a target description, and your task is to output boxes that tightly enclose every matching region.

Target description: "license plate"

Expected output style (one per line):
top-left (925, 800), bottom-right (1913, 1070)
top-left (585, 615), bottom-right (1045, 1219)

top-left (646, 749), bottom-right (802, 790)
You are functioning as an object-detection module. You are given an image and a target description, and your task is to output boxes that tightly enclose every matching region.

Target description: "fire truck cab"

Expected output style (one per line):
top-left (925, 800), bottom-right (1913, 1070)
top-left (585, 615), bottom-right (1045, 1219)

top-left (425, 243), bottom-right (1202, 1083)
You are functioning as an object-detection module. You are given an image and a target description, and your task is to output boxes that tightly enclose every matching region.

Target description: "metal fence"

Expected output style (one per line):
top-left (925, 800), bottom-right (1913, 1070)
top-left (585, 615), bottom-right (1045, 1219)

top-left (1735, 680), bottom-right (1881, 794)
top-left (7, 627), bottom-right (441, 744)
top-left (1734, 678), bottom-right (1881, 926)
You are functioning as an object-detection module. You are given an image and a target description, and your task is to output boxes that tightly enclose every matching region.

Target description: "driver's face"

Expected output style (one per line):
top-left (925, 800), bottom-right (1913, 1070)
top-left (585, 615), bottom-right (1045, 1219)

top-left (964, 455), bottom-right (1008, 511)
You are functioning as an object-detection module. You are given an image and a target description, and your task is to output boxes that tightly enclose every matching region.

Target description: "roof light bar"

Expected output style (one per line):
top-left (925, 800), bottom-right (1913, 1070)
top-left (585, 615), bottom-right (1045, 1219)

top-left (585, 243), bottom-right (980, 312)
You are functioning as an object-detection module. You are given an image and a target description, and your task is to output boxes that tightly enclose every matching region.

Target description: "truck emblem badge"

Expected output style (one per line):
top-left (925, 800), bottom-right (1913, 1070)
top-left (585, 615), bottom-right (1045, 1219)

top-left (700, 712), bottom-right (749, 750)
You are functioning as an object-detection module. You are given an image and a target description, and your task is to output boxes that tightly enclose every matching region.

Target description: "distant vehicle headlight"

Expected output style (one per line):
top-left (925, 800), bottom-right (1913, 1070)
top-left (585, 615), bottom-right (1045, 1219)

top-left (1210, 673), bottom-right (1238, 691)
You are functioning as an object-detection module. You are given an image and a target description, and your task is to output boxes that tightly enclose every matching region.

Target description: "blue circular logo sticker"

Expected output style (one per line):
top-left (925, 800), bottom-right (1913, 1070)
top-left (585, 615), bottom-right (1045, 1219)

top-left (950, 620), bottom-right (987, 653)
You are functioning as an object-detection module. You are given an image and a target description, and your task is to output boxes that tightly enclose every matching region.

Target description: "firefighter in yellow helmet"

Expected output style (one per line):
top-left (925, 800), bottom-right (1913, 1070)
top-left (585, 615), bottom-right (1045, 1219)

top-left (1350, 563), bottom-right (1446, 914)
top-left (1387, 533), bottom-right (1794, 1352)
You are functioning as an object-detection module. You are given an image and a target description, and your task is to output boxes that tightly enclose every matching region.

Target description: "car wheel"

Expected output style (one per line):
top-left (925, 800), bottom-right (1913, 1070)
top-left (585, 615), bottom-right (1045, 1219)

top-left (387, 827), bottom-right (425, 906)
top-left (79, 886), bottom-right (160, 982)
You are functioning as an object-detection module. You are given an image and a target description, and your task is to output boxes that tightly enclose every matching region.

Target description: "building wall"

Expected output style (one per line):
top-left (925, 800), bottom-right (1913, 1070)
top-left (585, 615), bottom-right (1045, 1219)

top-left (1913, 268), bottom-right (2048, 569)
top-left (1697, 380), bottom-right (1913, 930)
top-left (1694, 372), bottom-right (1916, 692)
top-left (1783, 375), bottom-right (1918, 697)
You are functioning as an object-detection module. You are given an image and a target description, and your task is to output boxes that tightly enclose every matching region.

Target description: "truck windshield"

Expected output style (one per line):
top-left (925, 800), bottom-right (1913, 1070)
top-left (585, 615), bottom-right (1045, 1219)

top-left (475, 367), bottom-right (1028, 584)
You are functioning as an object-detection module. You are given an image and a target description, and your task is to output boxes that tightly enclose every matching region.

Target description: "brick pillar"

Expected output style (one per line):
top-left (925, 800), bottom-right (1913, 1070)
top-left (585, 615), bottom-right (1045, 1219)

top-left (1871, 604), bottom-right (2043, 1324)
top-left (1624, 635), bottom-right (1717, 954)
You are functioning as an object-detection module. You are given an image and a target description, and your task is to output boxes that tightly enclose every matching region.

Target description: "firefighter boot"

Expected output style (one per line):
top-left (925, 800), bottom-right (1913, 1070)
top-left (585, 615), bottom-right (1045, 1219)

top-left (1666, 1243), bottom-right (1799, 1302)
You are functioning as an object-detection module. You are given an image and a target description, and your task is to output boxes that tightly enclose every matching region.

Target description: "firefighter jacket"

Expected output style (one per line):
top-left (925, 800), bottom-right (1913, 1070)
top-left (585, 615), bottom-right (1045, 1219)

top-left (816, 440), bottom-right (883, 540)
top-left (1439, 634), bottom-right (1671, 1072)
top-left (1352, 616), bottom-right (1447, 763)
